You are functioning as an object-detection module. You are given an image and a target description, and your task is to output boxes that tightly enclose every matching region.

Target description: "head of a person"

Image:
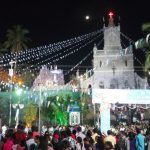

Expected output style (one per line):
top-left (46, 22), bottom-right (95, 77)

top-left (104, 141), bottom-right (113, 150)
top-left (27, 131), bottom-right (33, 139)
top-left (34, 135), bottom-right (40, 144)
top-left (93, 128), bottom-right (98, 134)
top-left (107, 130), bottom-right (113, 136)
top-left (44, 131), bottom-right (50, 137)
top-left (62, 140), bottom-right (70, 149)
top-left (72, 129), bottom-right (76, 135)
top-left (136, 128), bottom-right (141, 134)
top-left (83, 137), bottom-right (90, 144)
top-left (77, 136), bottom-right (82, 144)
top-left (17, 124), bottom-right (23, 131)
top-left (77, 126), bottom-right (82, 132)
top-left (66, 128), bottom-right (72, 137)
top-left (31, 125), bottom-right (38, 132)
top-left (5, 129), bottom-right (14, 139)
top-left (39, 136), bottom-right (48, 150)
top-left (86, 129), bottom-right (92, 137)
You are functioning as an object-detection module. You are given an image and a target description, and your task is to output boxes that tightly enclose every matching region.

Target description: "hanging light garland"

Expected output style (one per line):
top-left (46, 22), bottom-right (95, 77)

top-left (17, 30), bottom-right (104, 75)
top-left (0, 28), bottom-right (103, 66)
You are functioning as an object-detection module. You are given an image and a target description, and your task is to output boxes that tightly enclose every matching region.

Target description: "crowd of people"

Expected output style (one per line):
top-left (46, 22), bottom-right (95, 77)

top-left (0, 122), bottom-right (150, 150)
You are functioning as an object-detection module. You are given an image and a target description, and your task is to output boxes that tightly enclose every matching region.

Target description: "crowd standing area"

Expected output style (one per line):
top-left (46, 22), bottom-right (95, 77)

top-left (0, 121), bottom-right (150, 150)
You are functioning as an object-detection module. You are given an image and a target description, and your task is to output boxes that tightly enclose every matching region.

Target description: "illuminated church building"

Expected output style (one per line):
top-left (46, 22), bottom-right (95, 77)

top-left (85, 12), bottom-right (147, 92)
top-left (32, 12), bottom-right (147, 93)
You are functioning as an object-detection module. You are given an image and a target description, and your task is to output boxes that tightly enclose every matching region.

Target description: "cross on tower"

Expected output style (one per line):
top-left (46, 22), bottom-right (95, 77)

top-left (108, 12), bottom-right (114, 18)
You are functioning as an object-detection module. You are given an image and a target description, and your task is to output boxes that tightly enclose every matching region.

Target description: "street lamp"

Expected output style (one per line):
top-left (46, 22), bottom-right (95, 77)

top-left (8, 60), bottom-right (16, 127)
top-left (12, 88), bottom-right (24, 128)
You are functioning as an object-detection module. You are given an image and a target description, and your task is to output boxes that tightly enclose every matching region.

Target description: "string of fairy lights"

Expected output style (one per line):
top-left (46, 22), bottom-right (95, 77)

top-left (0, 26), bottom-right (148, 92)
top-left (120, 32), bottom-right (144, 67)
top-left (0, 28), bottom-right (103, 66)
top-left (27, 30), bottom-right (104, 71)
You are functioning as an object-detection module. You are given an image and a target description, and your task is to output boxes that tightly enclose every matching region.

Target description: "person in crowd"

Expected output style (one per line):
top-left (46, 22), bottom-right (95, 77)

top-left (30, 135), bottom-right (40, 150)
top-left (61, 140), bottom-right (71, 150)
top-left (31, 126), bottom-right (40, 139)
top-left (2, 124), bottom-right (7, 138)
top-left (26, 131), bottom-right (35, 150)
top-left (86, 129), bottom-right (94, 146)
top-left (38, 136), bottom-right (50, 150)
top-left (116, 131), bottom-right (130, 150)
top-left (95, 135), bottom-right (105, 150)
top-left (83, 137), bottom-right (93, 150)
top-left (51, 130), bottom-right (61, 150)
top-left (76, 136), bottom-right (83, 150)
top-left (13, 124), bottom-right (26, 147)
top-left (71, 129), bottom-right (76, 140)
top-left (76, 126), bottom-right (86, 142)
top-left (3, 129), bottom-right (14, 150)
top-left (128, 132), bottom-right (136, 150)
top-left (91, 128), bottom-right (99, 145)
top-left (65, 128), bottom-right (76, 150)
top-left (135, 128), bottom-right (145, 150)
top-left (0, 128), bottom-right (4, 149)
top-left (104, 130), bottom-right (116, 148)
top-left (104, 141), bottom-right (114, 150)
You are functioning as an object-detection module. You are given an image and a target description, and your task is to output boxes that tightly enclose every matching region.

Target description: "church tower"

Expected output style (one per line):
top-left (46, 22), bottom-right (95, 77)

top-left (93, 12), bottom-right (135, 89)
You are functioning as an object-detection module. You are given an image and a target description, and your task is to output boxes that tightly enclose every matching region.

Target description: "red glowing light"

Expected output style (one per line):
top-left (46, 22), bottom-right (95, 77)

top-left (108, 12), bottom-right (114, 17)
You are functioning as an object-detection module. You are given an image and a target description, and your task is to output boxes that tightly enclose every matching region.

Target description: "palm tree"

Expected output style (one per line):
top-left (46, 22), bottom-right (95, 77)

top-left (4, 25), bottom-right (30, 53)
top-left (3, 25), bottom-right (30, 81)
top-left (142, 23), bottom-right (150, 73)
top-left (0, 43), bottom-right (7, 56)
top-left (142, 23), bottom-right (150, 32)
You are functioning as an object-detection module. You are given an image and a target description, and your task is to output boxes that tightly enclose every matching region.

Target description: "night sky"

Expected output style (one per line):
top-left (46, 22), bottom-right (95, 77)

top-left (0, 0), bottom-right (149, 47)
top-left (0, 0), bottom-right (149, 78)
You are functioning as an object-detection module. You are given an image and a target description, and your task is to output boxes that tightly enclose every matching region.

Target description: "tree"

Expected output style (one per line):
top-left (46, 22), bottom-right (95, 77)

top-left (3, 25), bottom-right (30, 83)
top-left (4, 25), bottom-right (30, 53)
top-left (24, 103), bottom-right (38, 127)
top-left (141, 23), bottom-right (150, 74)
top-left (0, 43), bottom-right (7, 56)
top-left (142, 23), bottom-right (150, 33)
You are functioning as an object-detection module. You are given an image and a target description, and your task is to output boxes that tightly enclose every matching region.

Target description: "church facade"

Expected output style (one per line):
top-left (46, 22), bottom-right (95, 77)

top-left (87, 13), bottom-right (147, 92)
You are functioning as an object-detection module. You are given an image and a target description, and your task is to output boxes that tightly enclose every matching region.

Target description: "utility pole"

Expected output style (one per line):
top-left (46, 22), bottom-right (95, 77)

top-left (9, 60), bottom-right (16, 127)
top-left (38, 82), bottom-right (43, 134)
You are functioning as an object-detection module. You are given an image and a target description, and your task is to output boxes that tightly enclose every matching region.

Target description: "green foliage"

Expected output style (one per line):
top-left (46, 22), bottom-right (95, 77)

top-left (41, 94), bottom-right (73, 125)
top-left (23, 103), bottom-right (38, 127)
top-left (0, 96), bottom-right (10, 124)
top-left (142, 23), bottom-right (150, 32)
top-left (4, 25), bottom-right (30, 52)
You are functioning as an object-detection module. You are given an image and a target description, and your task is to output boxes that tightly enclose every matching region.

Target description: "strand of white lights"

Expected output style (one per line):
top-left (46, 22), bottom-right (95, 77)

top-left (0, 29), bottom-right (103, 65)
top-left (120, 32), bottom-right (134, 44)
top-left (18, 31), bottom-right (96, 64)
top-left (64, 51), bottom-right (93, 76)
top-left (17, 34), bottom-right (98, 73)
top-left (97, 38), bottom-right (104, 47)
top-left (120, 39), bottom-right (127, 49)
top-left (62, 35), bottom-right (103, 76)
top-left (28, 30), bottom-right (102, 65)
top-left (3, 29), bottom-right (102, 67)
top-left (25, 33), bottom-right (98, 70)
top-left (120, 32), bottom-right (147, 54)
top-left (39, 32), bottom-right (103, 68)
top-left (27, 32), bottom-right (104, 71)
top-left (134, 56), bottom-right (144, 66)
